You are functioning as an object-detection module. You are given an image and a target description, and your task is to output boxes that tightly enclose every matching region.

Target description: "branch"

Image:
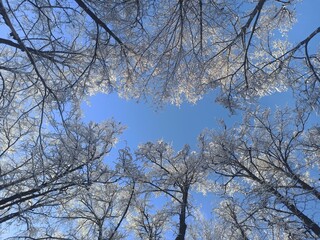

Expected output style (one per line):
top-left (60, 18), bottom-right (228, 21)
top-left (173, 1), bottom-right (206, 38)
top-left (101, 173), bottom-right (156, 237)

top-left (109, 181), bottom-right (135, 240)
top-left (74, 0), bottom-right (125, 47)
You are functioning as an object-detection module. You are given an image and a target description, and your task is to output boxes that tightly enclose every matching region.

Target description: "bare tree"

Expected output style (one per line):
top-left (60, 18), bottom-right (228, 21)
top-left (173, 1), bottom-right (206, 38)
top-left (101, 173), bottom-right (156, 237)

top-left (0, 0), bottom-right (320, 239)
top-left (0, 0), bottom-right (318, 110)
top-left (122, 141), bottom-right (210, 240)
top-left (78, 0), bottom-right (319, 109)
top-left (127, 193), bottom-right (171, 240)
top-left (202, 107), bottom-right (320, 239)
top-left (52, 175), bottom-right (135, 240)
top-left (186, 210), bottom-right (217, 240)
top-left (0, 118), bottom-right (123, 238)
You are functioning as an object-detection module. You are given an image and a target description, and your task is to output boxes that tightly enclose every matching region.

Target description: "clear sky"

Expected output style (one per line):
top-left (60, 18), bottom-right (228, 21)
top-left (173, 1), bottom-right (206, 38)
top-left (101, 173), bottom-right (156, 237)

top-left (81, 0), bottom-right (320, 153)
top-left (81, 91), bottom-right (238, 150)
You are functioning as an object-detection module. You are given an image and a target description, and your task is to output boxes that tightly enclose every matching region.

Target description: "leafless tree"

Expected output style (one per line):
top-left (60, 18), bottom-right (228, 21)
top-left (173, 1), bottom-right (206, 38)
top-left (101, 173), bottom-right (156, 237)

top-left (127, 193), bottom-right (171, 240)
top-left (121, 141), bottom-right (210, 240)
top-left (0, 118), bottom-right (124, 238)
top-left (0, 0), bottom-right (318, 110)
top-left (202, 107), bottom-right (320, 239)
top-left (0, 1), bottom-right (319, 238)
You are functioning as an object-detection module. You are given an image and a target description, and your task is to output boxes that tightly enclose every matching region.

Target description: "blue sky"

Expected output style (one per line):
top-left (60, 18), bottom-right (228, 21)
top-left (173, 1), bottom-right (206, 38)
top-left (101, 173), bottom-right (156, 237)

top-left (82, 91), bottom-right (237, 150)
top-left (81, 0), bottom-right (320, 153)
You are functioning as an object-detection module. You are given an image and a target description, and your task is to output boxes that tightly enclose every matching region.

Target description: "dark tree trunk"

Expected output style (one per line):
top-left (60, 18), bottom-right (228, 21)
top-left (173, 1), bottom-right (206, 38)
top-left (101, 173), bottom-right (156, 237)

top-left (176, 188), bottom-right (188, 240)
top-left (98, 221), bottom-right (103, 240)
top-left (271, 187), bottom-right (320, 237)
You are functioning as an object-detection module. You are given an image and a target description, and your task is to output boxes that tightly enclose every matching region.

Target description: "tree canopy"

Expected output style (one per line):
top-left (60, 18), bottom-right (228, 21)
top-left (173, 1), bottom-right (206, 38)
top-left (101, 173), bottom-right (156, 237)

top-left (0, 0), bottom-right (319, 239)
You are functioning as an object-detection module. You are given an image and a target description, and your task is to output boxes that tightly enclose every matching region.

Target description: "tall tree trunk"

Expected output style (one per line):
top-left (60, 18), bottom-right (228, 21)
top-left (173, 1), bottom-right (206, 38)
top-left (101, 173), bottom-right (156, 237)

top-left (176, 188), bottom-right (188, 240)
top-left (98, 221), bottom-right (103, 240)
top-left (271, 187), bottom-right (320, 237)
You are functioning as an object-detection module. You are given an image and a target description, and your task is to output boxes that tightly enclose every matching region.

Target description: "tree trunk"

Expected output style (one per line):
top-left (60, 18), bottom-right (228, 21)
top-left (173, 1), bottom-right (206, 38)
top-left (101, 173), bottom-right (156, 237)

top-left (98, 221), bottom-right (103, 240)
top-left (176, 188), bottom-right (188, 240)
top-left (271, 187), bottom-right (320, 237)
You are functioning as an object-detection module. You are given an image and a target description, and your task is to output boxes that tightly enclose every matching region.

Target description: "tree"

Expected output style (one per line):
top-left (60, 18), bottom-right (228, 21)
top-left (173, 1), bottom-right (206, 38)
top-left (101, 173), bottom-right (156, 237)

top-left (0, 0), bottom-right (318, 110)
top-left (54, 175), bottom-right (135, 240)
top-left (1, 0), bottom-right (320, 238)
top-left (126, 193), bottom-right (171, 240)
top-left (186, 210), bottom-right (217, 240)
top-left (202, 107), bottom-right (320, 239)
top-left (123, 141), bottom-right (210, 240)
top-left (0, 118), bottom-right (124, 238)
